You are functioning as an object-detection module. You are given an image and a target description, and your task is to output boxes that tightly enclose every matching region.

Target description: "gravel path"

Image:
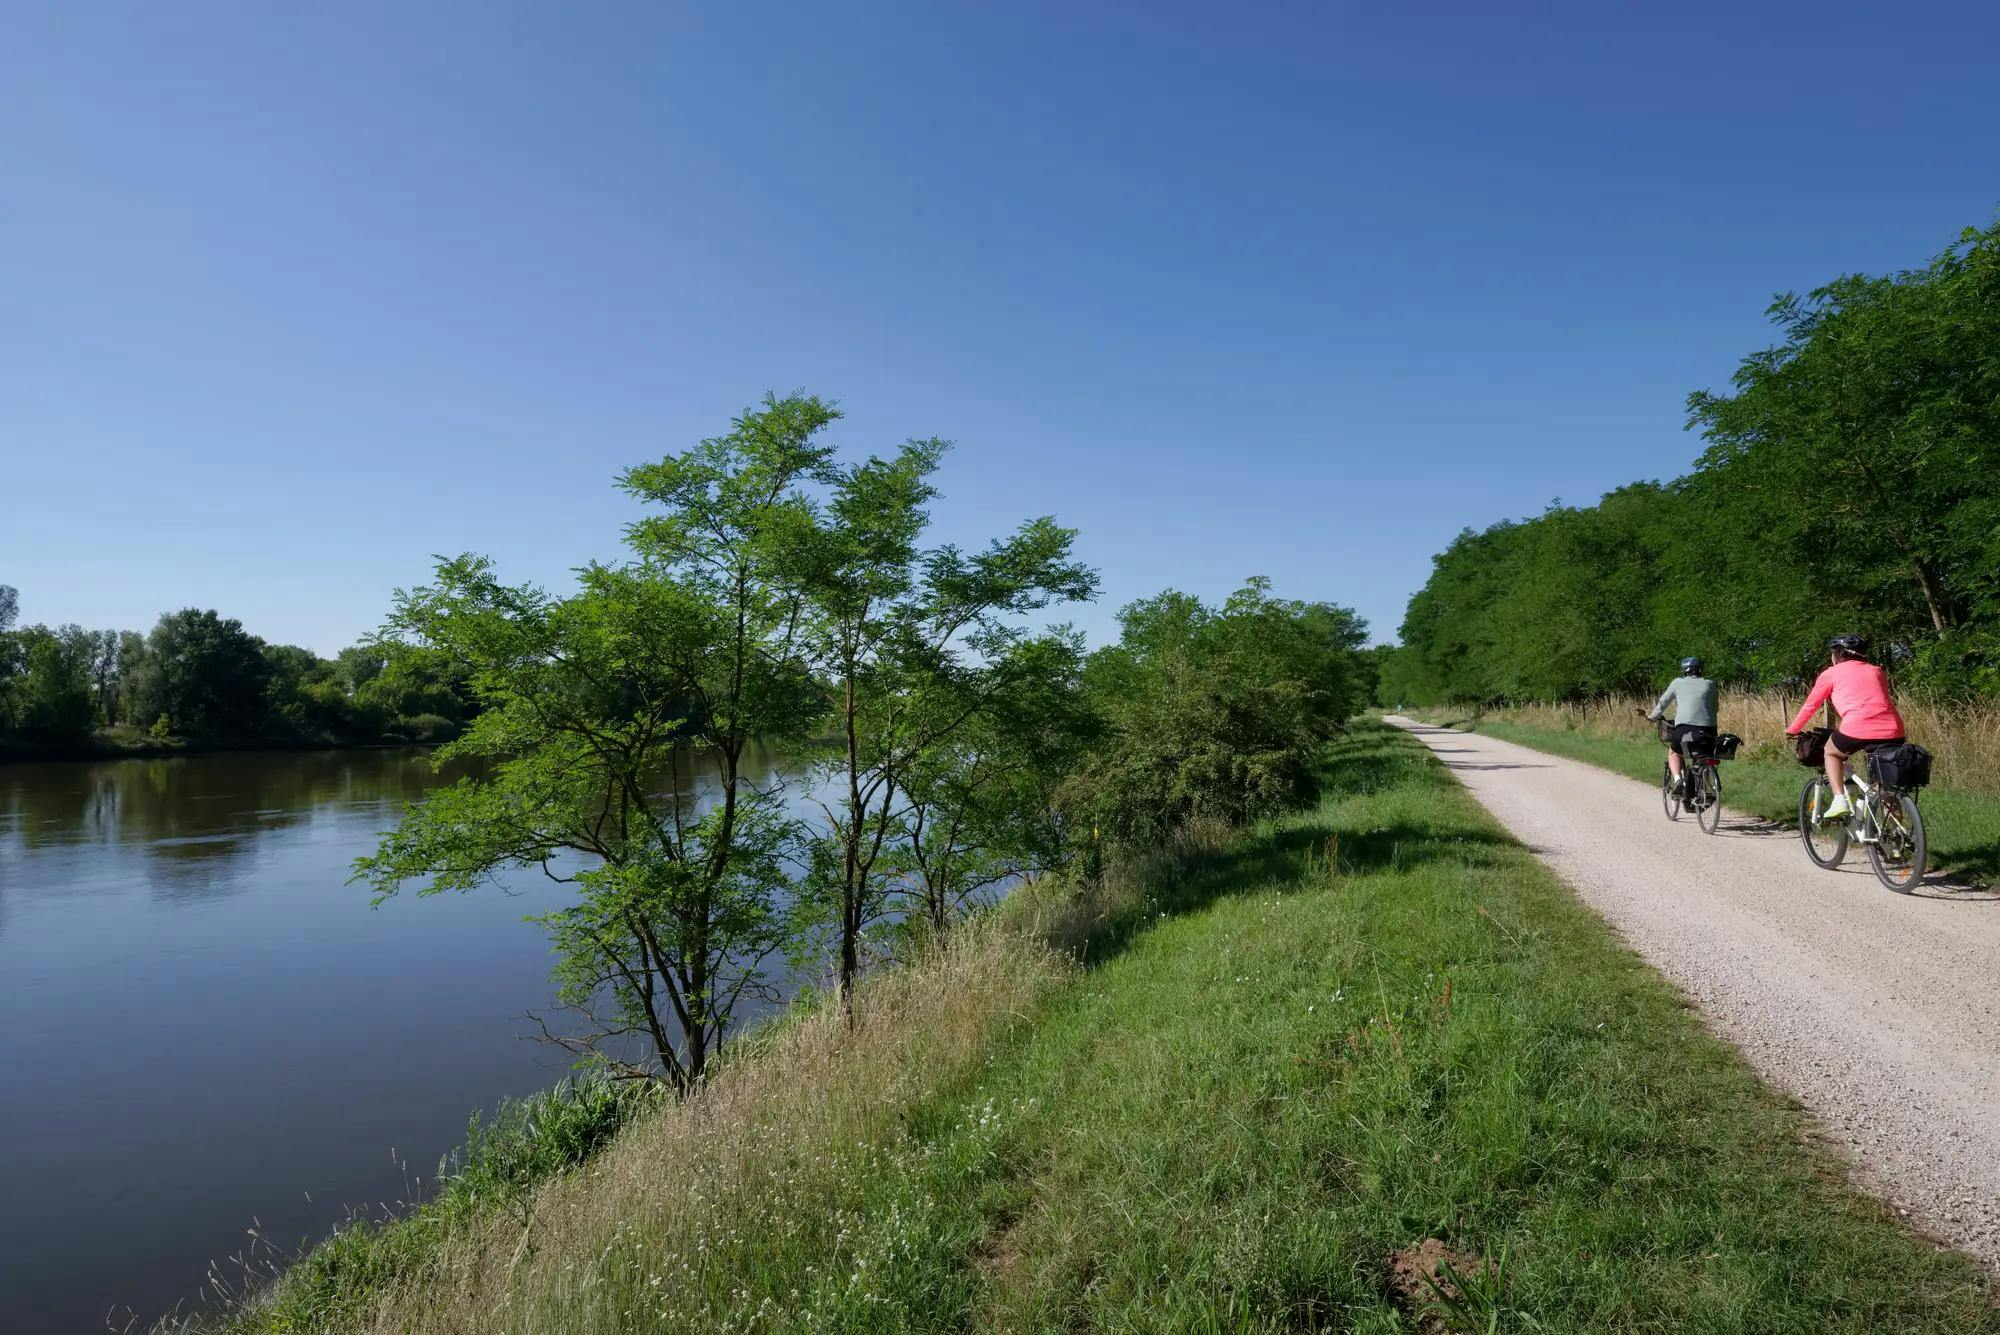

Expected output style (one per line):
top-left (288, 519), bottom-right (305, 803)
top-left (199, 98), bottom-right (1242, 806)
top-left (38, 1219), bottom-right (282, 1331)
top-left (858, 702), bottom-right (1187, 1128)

top-left (1387, 715), bottom-right (2000, 1265)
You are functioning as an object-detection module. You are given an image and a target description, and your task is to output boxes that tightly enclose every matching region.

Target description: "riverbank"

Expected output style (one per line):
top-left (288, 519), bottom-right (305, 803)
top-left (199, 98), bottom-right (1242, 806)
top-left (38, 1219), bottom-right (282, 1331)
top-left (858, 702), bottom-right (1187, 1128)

top-left (181, 721), bottom-right (1999, 1332)
top-left (1408, 704), bottom-right (2000, 886)
top-left (0, 729), bottom-right (444, 765)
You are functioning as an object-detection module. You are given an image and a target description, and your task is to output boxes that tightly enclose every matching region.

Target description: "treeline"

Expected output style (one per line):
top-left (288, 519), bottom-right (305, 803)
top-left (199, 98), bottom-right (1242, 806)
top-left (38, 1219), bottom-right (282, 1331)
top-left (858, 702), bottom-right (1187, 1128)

top-left (359, 394), bottom-right (1371, 1093)
top-left (1384, 217), bottom-right (2000, 706)
top-left (0, 590), bottom-right (475, 751)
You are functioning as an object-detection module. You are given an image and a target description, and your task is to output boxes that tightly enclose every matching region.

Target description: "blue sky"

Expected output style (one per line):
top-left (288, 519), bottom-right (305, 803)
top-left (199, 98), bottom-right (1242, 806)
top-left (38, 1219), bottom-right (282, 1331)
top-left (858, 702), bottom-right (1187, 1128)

top-left (7, 1), bottom-right (1997, 653)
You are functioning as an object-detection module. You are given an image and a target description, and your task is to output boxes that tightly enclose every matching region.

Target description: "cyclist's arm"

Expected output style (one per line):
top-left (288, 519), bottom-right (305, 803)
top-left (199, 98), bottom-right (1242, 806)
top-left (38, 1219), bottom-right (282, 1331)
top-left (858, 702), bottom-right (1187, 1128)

top-left (1787, 674), bottom-right (1833, 735)
top-left (1647, 685), bottom-right (1673, 721)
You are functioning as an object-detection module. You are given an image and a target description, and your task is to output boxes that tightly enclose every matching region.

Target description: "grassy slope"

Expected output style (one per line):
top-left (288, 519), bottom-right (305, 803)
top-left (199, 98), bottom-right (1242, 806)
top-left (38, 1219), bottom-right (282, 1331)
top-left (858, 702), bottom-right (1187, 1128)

top-left (1416, 713), bottom-right (2000, 886)
top-left (301, 720), bottom-right (2000, 1333)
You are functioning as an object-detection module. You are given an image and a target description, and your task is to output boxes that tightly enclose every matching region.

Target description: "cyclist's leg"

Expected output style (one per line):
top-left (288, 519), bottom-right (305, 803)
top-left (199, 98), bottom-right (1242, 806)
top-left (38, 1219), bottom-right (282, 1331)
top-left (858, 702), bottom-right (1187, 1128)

top-left (1823, 737), bottom-right (1851, 814)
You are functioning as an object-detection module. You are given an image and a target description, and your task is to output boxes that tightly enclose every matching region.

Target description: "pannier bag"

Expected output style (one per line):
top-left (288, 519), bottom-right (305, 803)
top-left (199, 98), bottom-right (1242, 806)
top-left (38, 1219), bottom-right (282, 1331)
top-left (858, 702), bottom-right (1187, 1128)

top-left (1871, 743), bottom-right (1933, 790)
top-left (1794, 727), bottom-right (1831, 768)
top-left (1710, 732), bottom-right (1743, 761)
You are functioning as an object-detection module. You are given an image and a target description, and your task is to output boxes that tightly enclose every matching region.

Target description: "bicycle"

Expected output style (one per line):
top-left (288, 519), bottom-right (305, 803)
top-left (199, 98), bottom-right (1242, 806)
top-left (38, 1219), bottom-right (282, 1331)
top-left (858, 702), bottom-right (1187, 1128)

top-left (1643, 711), bottom-right (1738, 835)
top-left (1796, 730), bottom-right (1929, 892)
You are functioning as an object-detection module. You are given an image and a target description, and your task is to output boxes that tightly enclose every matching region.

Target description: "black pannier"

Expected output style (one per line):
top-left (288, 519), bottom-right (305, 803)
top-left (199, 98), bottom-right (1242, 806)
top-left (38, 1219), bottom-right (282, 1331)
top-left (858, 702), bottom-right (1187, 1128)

top-left (1870, 743), bottom-right (1933, 790)
top-left (1681, 731), bottom-right (1738, 761)
top-left (1794, 727), bottom-right (1831, 768)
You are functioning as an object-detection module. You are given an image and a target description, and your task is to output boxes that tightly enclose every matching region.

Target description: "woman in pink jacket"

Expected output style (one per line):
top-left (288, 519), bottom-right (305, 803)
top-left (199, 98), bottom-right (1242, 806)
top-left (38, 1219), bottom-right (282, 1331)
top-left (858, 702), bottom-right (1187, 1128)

top-left (1786, 633), bottom-right (1906, 820)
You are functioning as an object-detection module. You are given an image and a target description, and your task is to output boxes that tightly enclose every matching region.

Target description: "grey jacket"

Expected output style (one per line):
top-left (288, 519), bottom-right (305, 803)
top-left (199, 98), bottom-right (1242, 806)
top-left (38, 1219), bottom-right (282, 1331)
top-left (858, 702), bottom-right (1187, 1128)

top-left (1649, 676), bottom-right (1718, 729)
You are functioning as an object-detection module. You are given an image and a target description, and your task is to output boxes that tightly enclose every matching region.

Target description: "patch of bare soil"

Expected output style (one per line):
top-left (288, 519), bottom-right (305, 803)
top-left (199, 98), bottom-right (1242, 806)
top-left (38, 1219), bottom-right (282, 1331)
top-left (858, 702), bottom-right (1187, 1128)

top-left (1385, 1238), bottom-right (1483, 1330)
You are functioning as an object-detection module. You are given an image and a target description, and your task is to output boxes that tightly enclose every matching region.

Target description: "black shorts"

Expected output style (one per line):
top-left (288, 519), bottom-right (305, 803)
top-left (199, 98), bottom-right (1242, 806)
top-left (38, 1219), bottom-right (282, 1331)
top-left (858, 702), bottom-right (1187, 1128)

top-left (1830, 729), bottom-right (1903, 755)
top-left (1667, 723), bottom-right (1716, 753)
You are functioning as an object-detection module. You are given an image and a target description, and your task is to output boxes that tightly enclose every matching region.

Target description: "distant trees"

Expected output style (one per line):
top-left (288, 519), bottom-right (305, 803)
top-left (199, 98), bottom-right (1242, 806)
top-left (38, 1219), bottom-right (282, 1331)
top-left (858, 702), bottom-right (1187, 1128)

top-left (1388, 218), bottom-right (2000, 705)
top-left (10, 625), bottom-right (96, 738)
top-left (0, 594), bottom-right (480, 751)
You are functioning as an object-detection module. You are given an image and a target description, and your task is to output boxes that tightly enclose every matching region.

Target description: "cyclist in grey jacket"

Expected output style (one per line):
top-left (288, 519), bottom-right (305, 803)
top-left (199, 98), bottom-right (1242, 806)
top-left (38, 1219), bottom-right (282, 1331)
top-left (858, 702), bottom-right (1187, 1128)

top-left (1648, 657), bottom-right (1719, 799)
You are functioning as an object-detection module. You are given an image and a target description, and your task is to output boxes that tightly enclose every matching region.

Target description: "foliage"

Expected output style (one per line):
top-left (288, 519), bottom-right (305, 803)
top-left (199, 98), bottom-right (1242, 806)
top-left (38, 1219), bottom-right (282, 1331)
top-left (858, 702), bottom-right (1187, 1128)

top-left (358, 395), bottom-right (851, 1091)
top-left (1391, 218), bottom-right (2000, 707)
top-left (788, 431), bottom-right (1099, 1009)
top-left (121, 608), bottom-right (272, 737)
top-left (1074, 577), bottom-right (1366, 848)
top-left (0, 593), bottom-right (477, 751)
top-left (9, 624), bottom-right (97, 738)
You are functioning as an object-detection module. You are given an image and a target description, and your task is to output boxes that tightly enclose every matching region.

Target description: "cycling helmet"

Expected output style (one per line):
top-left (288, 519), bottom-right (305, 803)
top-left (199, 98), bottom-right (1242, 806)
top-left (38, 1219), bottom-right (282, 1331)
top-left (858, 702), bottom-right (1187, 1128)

top-left (1829, 633), bottom-right (1869, 660)
top-left (1679, 656), bottom-right (1704, 675)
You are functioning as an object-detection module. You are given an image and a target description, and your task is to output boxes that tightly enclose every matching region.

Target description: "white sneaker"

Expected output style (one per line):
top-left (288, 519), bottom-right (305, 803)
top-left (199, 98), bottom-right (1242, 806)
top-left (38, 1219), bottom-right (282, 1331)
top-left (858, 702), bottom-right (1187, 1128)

top-left (1821, 792), bottom-right (1852, 821)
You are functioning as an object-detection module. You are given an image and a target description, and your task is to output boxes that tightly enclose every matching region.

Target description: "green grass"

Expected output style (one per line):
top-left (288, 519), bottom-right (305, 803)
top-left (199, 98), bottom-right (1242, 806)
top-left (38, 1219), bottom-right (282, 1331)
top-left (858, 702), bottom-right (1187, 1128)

top-left (1417, 713), bottom-right (2000, 886)
top-left (197, 721), bottom-right (2000, 1332)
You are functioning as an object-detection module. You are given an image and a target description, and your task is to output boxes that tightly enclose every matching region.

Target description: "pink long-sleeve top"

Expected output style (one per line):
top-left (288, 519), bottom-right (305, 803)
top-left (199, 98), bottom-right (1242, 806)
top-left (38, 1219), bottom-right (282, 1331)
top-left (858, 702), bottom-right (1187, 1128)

top-left (1788, 660), bottom-right (1905, 739)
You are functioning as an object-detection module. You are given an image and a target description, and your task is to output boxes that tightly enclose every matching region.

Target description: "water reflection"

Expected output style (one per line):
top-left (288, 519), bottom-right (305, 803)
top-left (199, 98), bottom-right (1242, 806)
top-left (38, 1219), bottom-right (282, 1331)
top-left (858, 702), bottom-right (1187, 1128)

top-left (0, 741), bottom-right (812, 1334)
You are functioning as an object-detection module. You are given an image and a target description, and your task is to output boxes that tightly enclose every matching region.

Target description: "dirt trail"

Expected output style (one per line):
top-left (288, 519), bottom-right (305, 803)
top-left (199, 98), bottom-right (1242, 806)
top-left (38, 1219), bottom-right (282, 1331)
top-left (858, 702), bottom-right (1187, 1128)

top-left (1386, 715), bottom-right (2000, 1265)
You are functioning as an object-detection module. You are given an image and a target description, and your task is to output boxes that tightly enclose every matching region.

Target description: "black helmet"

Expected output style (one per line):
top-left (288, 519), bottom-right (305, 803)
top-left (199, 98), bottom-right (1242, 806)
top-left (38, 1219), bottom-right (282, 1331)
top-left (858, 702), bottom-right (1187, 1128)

top-left (1829, 633), bottom-right (1869, 659)
top-left (1680, 656), bottom-right (1704, 675)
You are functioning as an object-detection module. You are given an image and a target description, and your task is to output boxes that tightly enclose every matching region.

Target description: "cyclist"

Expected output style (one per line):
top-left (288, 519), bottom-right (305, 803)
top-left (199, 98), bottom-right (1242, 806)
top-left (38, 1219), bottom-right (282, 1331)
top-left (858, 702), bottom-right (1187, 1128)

top-left (1648, 656), bottom-right (1718, 806)
top-left (1785, 633), bottom-right (1906, 820)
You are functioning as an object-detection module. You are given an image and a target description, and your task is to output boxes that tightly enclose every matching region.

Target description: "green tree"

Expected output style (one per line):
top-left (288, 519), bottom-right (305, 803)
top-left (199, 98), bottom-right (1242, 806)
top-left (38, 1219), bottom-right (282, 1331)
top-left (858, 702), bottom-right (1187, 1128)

top-left (11, 624), bottom-right (97, 738)
top-left (795, 438), bottom-right (1096, 1015)
top-left (0, 584), bottom-right (19, 730)
top-left (890, 630), bottom-right (1099, 938)
top-left (126, 609), bottom-right (270, 737)
top-left (1077, 579), bottom-right (1363, 849)
top-left (359, 396), bottom-right (835, 1091)
top-left (1687, 222), bottom-right (2000, 649)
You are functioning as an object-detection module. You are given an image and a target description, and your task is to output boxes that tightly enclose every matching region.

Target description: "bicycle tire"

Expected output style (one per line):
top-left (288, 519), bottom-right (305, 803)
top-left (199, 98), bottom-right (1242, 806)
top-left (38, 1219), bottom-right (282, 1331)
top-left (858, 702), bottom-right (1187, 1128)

top-left (1868, 791), bottom-right (1927, 893)
top-left (1661, 761), bottom-right (1681, 821)
top-left (1697, 764), bottom-right (1723, 834)
top-left (1800, 777), bottom-right (1847, 869)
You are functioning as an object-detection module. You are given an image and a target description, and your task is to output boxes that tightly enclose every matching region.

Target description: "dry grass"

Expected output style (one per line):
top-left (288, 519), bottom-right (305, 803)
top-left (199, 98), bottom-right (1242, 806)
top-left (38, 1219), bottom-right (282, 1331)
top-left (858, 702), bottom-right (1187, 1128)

top-left (1460, 691), bottom-right (2000, 794)
top-left (350, 917), bottom-right (1064, 1333)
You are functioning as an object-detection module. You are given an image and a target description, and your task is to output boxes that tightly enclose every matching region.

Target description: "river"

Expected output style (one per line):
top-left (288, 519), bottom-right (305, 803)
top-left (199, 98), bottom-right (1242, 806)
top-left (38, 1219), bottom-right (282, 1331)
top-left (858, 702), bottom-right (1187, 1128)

top-left (0, 743), bottom-right (809, 1333)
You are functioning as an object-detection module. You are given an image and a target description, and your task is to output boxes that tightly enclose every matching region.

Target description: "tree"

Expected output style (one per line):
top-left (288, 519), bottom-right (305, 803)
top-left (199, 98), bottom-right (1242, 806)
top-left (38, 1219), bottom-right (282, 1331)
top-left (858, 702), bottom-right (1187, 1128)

top-left (1687, 222), bottom-right (2000, 644)
top-left (795, 440), bottom-right (1096, 1016)
top-left (127, 609), bottom-right (270, 737)
top-left (359, 395), bottom-right (834, 1092)
top-left (0, 585), bottom-right (18, 730)
top-left (87, 630), bottom-right (122, 725)
top-left (890, 631), bottom-right (1098, 938)
top-left (1077, 580), bottom-right (1364, 848)
top-left (11, 624), bottom-right (97, 738)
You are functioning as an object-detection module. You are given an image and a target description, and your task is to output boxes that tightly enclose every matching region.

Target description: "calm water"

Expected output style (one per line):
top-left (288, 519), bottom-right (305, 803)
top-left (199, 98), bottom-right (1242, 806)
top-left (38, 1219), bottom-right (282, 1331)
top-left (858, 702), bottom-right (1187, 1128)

top-left (0, 744), bottom-right (807, 1333)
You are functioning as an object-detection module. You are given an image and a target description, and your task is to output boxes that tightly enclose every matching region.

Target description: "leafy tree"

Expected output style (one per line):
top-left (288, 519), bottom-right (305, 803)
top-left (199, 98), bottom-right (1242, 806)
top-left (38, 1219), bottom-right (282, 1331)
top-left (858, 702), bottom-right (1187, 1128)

top-left (359, 396), bottom-right (834, 1092)
top-left (0, 585), bottom-right (18, 730)
top-left (794, 438), bottom-right (1096, 1015)
top-left (11, 624), bottom-right (97, 738)
top-left (1077, 579), bottom-right (1364, 848)
top-left (86, 630), bottom-right (122, 726)
top-left (889, 630), bottom-right (1098, 939)
top-left (125, 609), bottom-right (270, 737)
top-left (1394, 217), bottom-right (2000, 706)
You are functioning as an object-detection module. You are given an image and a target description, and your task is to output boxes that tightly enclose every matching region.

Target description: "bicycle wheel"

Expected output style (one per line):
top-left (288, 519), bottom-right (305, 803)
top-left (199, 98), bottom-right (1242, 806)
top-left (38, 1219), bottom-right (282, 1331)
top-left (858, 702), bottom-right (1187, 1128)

top-left (1697, 764), bottom-right (1723, 834)
top-left (1868, 791), bottom-right (1927, 893)
top-left (1661, 761), bottom-right (1681, 821)
top-left (1800, 777), bottom-right (1847, 869)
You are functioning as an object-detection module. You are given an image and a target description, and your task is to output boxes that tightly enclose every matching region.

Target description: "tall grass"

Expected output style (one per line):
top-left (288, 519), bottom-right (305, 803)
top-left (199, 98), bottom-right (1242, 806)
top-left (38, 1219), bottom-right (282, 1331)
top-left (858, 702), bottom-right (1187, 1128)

top-left (1456, 691), bottom-right (2000, 794)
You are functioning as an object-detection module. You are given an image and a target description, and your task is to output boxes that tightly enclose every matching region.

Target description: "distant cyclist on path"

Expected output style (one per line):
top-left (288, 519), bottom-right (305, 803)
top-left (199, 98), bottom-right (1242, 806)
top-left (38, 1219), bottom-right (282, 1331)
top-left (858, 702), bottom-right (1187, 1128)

top-left (1786, 634), bottom-right (1907, 821)
top-left (1648, 656), bottom-right (1719, 808)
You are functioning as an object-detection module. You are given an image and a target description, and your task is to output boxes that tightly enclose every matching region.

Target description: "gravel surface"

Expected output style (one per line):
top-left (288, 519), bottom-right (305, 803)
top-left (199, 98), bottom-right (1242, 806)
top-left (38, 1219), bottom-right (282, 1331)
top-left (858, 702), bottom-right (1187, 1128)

top-left (1388, 715), bottom-right (2000, 1265)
